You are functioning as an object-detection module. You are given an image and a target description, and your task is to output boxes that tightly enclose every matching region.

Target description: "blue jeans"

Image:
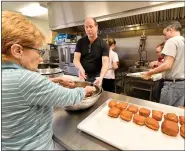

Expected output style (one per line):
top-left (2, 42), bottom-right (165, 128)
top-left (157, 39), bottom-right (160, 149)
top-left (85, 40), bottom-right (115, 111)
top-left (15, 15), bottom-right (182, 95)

top-left (160, 81), bottom-right (185, 107)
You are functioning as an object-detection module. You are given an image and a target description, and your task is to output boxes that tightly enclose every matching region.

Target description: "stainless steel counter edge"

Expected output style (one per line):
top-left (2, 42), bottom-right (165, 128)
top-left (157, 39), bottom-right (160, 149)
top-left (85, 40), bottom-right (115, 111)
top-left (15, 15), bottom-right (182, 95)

top-left (52, 91), bottom-right (184, 150)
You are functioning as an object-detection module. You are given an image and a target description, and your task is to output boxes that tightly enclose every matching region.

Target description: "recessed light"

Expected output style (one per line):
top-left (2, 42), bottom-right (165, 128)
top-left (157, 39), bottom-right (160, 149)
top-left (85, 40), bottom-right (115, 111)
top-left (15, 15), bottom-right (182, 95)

top-left (20, 3), bottom-right (47, 17)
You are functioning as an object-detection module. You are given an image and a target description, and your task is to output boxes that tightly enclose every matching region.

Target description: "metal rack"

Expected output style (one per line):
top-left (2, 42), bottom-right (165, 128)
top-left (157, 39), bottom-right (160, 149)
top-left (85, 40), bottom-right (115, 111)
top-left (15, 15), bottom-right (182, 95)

top-left (115, 71), bottom-right (127, 94)
top-left (123, 76), bottom-right (155, 101)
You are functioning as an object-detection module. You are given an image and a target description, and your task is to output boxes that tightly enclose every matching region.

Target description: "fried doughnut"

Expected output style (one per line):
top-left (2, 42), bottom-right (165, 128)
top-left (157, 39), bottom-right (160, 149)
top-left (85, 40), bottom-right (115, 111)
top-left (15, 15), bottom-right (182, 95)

top-left (164, 113), bottom-right (178, 123)
top-left (116, 102), bottom-right (128, 110)
top-left (133, 114), bottom-right (145, 126)
top-left (139, 107), bottom-right (151, 117)
top-left (145, 117), bottom-right (159, 131)
top-left (179, 116), bottom-right (185, 125)
top-left (127, 105), bottom-right (138, 114)
top-left (180, 125), bottom-right (185, 138)
top-left (108, 107), bottom-right (121, 118)
top-left (161, 120), bottom-right (179, 137)
top-left (108, 100), bottom-right (117, 108)
top-left (120, 110), bottom-right (133, 122)
top-left (152, 110), bottom-right (163, 121)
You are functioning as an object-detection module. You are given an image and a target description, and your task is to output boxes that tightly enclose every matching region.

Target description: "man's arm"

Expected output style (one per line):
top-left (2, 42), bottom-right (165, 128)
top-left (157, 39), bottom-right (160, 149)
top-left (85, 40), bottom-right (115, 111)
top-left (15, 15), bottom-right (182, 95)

top-left (94, 56), bottom-right (109, 86)
top-left (148, 55), bottom-right (174, 75)
top-left (100, 56), bottom-right (109, 79)
top-left (73, 52), bottom-right (82, 70)
top-left (142, 55), bottom-right (174, 79)
top-left (73, 52), bottom-right (86, 79)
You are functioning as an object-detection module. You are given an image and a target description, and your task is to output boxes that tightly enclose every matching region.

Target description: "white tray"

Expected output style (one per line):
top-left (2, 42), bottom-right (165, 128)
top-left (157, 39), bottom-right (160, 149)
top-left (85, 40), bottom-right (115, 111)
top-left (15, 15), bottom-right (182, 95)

top-left (126, 72), bottom-right (162, 81)
top-left (78, 99), bottom-right (184, 150)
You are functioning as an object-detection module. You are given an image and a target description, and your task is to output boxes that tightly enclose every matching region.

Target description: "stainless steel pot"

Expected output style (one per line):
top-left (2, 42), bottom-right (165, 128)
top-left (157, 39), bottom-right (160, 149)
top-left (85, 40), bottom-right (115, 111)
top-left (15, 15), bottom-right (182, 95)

top-left (64, 81), bottom-right (103, 111)
top-left (37, 63), bottom-right (63, 78)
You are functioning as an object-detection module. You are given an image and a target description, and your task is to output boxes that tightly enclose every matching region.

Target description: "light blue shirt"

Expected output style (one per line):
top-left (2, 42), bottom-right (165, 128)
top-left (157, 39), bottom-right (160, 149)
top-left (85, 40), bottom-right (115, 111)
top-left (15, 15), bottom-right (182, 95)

top-left (2, 62), bottom-right (85, 150)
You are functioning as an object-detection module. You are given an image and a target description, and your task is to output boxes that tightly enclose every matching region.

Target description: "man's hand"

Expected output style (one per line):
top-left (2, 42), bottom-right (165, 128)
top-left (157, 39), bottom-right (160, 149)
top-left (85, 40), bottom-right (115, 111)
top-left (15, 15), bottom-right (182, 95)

top-left (178, 106), bottom-right (185, 109)
top-left (141, 72), bottom-right (152, 80)
top-left (94, 77), bottom-right (103, 86)
top-left (78, 69), bottom-right (87, 80)
top-left (74, 52), bottom-right (87, 80)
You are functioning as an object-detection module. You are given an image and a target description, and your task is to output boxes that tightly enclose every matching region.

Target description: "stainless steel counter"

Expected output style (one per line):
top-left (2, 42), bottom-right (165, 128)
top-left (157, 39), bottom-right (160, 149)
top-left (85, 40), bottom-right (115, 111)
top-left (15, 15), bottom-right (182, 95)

top-left (52, 91), bottom-right (184, 150)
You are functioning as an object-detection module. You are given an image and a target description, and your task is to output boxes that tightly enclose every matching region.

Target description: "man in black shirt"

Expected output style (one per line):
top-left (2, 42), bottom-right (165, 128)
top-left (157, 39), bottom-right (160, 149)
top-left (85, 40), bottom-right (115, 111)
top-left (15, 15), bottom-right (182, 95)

top-left (74, 17), bottom-right (109, 86)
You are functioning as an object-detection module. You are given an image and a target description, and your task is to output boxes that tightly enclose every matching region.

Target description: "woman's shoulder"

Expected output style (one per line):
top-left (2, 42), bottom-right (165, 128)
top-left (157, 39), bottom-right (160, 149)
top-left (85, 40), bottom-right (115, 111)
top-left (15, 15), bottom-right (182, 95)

top-left (14, 69), bottom-right (47, 85)
top-left (2, 68), bottom-right (45, 85)
top-left (21, 69), bottom-right (46, 80)
top-left (110, 50), bottom-right (118, 55)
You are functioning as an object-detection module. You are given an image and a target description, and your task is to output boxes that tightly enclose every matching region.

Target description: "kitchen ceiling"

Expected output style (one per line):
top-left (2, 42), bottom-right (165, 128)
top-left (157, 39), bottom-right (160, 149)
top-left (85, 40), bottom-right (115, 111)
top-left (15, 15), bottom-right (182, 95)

top-left (1, 1), bottom-right (48, 20)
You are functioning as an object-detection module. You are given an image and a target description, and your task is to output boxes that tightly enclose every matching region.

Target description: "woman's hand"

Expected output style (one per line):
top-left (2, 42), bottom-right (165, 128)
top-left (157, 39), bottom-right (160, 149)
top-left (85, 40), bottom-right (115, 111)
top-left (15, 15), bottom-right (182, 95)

top-left (50, 76), bottom-right (75, 88)
top-left (149, 61), bottom-right (158, 68)
top-left (84, 86), bottom-right (96, 96)
top-left (59, 76), bottom-right (76, 88)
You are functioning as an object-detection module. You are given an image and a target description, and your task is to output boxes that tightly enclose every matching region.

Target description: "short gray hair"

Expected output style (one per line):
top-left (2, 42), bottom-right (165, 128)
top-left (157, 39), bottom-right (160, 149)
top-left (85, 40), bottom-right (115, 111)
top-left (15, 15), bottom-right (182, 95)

top-left (164, 21), bottom-right (182, 32)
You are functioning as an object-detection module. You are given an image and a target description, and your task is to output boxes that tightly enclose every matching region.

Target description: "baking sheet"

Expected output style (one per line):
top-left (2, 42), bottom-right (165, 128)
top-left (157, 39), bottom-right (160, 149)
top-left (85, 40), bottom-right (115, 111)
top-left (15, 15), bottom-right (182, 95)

top-left (77, 99), bottom-right (184, 150)
top-left (126, 72), bottom-right (162, 81)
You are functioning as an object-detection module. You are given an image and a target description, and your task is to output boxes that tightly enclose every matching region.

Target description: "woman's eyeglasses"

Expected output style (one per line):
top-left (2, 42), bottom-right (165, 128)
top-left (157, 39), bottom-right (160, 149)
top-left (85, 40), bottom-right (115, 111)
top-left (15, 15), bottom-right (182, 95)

top-left (24, 46), bottom-right (46, 56)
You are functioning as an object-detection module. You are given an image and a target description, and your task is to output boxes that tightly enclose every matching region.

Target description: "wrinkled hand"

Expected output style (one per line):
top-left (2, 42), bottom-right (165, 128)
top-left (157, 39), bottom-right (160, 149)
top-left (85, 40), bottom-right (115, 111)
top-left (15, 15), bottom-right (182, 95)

top-left (78, 69), bottom-right (87, 80)
top-left (140, 72), bottom-right (152, 80)
top-left (56, 75), bottom-right (75, 88)
top-left (93, 77), bottom-right (103, 86)
top-left (84, 86), bottom-right (96, 96)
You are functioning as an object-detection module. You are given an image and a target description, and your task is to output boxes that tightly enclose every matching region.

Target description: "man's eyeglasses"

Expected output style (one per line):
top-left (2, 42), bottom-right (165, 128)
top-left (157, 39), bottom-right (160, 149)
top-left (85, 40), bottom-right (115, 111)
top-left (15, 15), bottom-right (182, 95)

top-left (24, 46), bottom-right (45, 56)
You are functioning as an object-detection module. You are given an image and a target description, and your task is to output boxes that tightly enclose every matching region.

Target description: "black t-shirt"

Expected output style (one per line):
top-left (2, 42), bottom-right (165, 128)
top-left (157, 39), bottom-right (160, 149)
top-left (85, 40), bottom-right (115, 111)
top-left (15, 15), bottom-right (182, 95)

top-left (75, 36), bottom-right (109, 75)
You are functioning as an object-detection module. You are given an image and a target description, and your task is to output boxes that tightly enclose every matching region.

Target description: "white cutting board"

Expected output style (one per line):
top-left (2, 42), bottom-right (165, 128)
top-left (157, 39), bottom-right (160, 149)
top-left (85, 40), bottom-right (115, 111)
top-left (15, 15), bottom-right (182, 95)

top-left (78, 99), bottom-right (184, 150)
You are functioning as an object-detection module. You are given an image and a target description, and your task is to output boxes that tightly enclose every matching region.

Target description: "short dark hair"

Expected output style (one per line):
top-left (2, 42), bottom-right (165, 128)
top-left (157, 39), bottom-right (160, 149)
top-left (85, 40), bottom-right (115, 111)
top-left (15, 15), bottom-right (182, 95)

top-left (165, 21), bottom-right (182, 32)
top-left (107, 38), bottom-right (116, 46)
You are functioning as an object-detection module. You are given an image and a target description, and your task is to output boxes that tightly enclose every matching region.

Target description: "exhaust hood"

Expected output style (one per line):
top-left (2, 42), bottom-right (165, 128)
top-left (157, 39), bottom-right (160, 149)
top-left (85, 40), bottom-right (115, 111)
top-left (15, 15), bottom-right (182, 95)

top-left (47, 2), bottom-right (185, 33)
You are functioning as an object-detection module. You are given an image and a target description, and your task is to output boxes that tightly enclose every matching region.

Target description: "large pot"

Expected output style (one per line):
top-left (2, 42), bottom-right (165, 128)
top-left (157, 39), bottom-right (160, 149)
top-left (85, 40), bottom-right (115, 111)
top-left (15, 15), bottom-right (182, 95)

top-left (37, 63), bottom-right (63, 78)
top-left (64, 81), bottom-right (103, 111)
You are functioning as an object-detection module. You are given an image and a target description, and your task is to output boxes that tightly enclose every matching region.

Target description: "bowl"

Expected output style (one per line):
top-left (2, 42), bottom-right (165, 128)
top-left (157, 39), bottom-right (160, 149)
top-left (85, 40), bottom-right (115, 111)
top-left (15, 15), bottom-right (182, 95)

top-left (37, 63), bottom-right (64, 78)
top-left (64, 81), bottom-right (103, 111)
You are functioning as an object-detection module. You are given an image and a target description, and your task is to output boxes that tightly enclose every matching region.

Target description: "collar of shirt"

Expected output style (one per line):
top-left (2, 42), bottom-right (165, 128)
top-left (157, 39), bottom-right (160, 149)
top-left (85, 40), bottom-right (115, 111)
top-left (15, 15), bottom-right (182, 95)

top-left (2, 62), bottom-right (25, 70)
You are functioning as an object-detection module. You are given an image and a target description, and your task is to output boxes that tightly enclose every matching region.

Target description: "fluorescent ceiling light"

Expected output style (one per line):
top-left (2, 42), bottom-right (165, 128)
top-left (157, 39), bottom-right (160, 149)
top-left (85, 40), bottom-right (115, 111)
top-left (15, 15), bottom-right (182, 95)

top-left (20, 3), bottom-right (47, 17)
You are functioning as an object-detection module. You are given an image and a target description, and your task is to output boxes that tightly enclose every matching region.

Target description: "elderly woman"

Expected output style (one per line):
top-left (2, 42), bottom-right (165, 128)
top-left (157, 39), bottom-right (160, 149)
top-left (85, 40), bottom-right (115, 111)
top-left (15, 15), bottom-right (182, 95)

top-left (2, 11), bottom-right (95, 150)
